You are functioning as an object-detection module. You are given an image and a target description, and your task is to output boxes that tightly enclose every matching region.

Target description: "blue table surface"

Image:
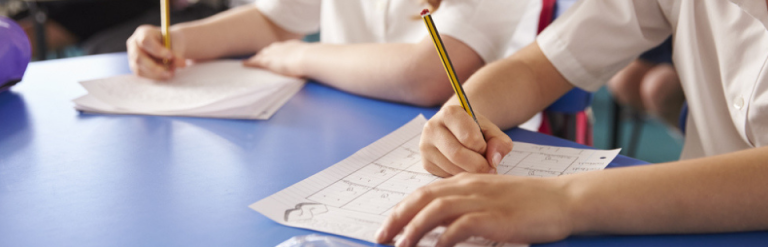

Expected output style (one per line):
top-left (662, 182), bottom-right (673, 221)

top-left (1, 53), bottom-right (766, 247)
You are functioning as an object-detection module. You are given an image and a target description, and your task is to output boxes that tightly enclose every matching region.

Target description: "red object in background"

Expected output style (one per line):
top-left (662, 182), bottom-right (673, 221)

top-left (538, 0), bottom-right (556, 34)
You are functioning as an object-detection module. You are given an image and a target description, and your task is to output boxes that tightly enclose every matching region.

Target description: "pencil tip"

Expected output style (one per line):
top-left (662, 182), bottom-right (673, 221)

top-left (420, 9), bottom-right (430, 16)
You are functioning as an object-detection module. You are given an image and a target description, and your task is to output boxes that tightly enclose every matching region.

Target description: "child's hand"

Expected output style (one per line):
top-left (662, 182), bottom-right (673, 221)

top-left (375, 173), bottom-right (576, 247)
top-left (126, 25), bottom-right (186, 80)
top-left (420, 105), bottom-right (513, 177)
top-left (243, 40), bottom-right (309, 78)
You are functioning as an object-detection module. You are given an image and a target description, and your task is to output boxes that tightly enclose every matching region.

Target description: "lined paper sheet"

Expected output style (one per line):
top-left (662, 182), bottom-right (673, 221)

top-left (250, 115), bottom-right (620, 247)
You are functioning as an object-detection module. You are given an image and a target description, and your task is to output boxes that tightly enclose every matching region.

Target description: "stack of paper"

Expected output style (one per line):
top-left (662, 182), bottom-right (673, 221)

top-left (73, 60), bottom-right (305, 119)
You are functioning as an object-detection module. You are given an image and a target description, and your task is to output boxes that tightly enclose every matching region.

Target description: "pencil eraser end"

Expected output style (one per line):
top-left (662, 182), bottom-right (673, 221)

top-left (420, 9), bottom-right (430, 16)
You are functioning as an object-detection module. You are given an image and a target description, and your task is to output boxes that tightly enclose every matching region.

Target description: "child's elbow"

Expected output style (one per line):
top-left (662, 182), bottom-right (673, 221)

top-left (403, 74), bottom-right (453, 107)
top-left (396, 51), bottom-right (455, 107)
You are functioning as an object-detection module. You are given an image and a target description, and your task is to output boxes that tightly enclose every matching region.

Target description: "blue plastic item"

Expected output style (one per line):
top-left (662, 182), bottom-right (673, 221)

top-left (276, 234), bottom-right (369, 247)
top-left (0, 16), bottom-right (32, 92)
top-left (545, 87), bottom-right (593, 114)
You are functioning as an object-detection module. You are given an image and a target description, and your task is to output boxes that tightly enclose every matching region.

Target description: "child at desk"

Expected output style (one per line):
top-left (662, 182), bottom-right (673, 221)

top-left (375, 0), bottom-right (768, 246)
top-left (125, 0), bottom-right (542, 129)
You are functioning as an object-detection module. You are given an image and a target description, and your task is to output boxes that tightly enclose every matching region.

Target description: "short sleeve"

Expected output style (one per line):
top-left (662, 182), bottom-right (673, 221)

top-left (256, 0), bottom-right (321, 35)
top-left (537, 0), bottom-right (673, 91)
top-left (431, 0), bottom-right (540, 63)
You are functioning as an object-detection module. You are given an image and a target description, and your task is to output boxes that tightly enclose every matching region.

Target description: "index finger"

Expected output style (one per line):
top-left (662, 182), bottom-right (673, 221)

top-left (441, 106), bottom-right (487, 154)
top-left (136, 29), bottom-right (174, 60)
top-left (375, 178), bottom-right (472, 244)
top-left (477, 114), bottom-right (513, 169)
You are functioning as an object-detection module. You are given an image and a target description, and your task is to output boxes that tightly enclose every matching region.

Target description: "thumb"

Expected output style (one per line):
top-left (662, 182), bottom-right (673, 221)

top-left (476, 115), bottom-right (513, 171)
top-left (485, 135), bottom-right (513, 170)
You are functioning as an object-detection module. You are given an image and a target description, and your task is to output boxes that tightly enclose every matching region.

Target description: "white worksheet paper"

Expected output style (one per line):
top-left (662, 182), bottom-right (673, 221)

top-left (74, 80), bottom-right (304, 120)
top-left (250, 115), bottom-right (620, 247)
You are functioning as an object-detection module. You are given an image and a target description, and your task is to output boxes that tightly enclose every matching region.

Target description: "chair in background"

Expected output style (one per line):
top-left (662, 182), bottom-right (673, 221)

top-left (608, 37), bottom-right (680, 157)
top-left (536, 0), bottom-right (594, 146)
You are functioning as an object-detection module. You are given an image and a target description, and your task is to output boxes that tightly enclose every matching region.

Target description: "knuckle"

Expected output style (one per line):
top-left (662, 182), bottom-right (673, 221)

top-left (461, 214), bottom-right (483, 227)
top-left (502, 140), bottom-right (514, 153)
top-left (466, 177), bottom-right (486, 187)
top-left (444, 144), bottom-right (463, 162)
top-left (422, 120), bottom-right (436, 134)
top-left (445, 105), bottom-right (463, 116)
top-left (469, 135), bottom-right (486, 149)
top-left (412, 187), bottom-right (434, 202)
top-left (431, 198), bottom-right (451, 212)
top-left (458, 131), bottom-right (484, 150)
top-left (418, 139), bottom-right (429, 152)
top-left (455, 130), bottom-right (471, 144)
top-left (451, 220), bottom-right (474, 235)
top-left (456, 174), bottom-right (483, 185)
top-left (136, 24), bottom-right (155, 33)
top-left (388, 204), bottom-right (404, 220)
top-left (445, 139), bottom-right (464, 156)
top-left (139, 37), bottom-right (154, 48)
top-left (501, 136), bottom-right (513, 147)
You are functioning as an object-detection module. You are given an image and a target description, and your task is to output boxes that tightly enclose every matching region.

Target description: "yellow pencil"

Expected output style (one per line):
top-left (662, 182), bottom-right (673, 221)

top-left (421, 9), bottom-right (480, 125)
top-left (161, 0), bottom-right (171, 64)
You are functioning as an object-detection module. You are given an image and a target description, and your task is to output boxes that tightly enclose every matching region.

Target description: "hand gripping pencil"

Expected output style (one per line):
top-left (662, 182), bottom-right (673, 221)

top-left (421, 9), bottom-right (482, 128)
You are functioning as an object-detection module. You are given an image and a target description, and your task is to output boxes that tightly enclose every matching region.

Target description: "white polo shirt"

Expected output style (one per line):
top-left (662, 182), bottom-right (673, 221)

top-left (256, 0), bottom-right (543, 130)
top-left (256, 0), bottom-right (540, 63)
top-left (538, 0), bottom-right (768, 159)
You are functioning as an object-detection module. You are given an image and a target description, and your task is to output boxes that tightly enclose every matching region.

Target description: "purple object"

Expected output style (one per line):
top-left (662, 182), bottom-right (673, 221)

top-left (0, 16), bottom-right (32, 92)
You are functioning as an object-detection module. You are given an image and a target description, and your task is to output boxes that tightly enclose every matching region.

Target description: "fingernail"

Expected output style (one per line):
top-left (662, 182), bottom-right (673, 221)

top-left (374, 228), bottom-right (386, 243)
top-left (492, 152), bottom-right (502, 168)
top-left (488, 168), bottom-right (497, 174)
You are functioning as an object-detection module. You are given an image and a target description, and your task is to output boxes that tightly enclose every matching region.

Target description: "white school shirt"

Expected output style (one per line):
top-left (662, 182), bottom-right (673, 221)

top-left (256, 0), bottom-right (540, 62)
top-left (538, 0), bottom-right (768, 159)
top-left (256, 0), bottom-right (543, 130)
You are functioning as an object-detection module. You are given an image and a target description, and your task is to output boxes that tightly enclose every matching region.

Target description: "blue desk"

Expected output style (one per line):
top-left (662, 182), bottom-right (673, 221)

top-left (1, 53), bottom-right (765, 247)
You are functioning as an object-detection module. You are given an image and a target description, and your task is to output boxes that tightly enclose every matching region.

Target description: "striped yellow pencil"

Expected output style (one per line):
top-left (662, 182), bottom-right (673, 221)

top-left (161, 0), bottom-right (171, 65)
top-left (420, 9), bottom-right (480, 126)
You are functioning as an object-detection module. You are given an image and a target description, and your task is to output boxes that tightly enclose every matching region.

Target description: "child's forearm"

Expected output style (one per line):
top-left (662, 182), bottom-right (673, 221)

top-left (299, 36), bottom-right (483, 107)
top-left (172, 5), bottom-right (301, 60)
top-left (445, 42), bottom-right (574, 129)
top-left (567, 146), bottom-right (768, 235)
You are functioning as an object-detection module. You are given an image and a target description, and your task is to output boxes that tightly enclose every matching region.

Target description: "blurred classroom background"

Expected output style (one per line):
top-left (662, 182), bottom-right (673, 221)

top-left (0, 0), bottom-right (683, 163)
